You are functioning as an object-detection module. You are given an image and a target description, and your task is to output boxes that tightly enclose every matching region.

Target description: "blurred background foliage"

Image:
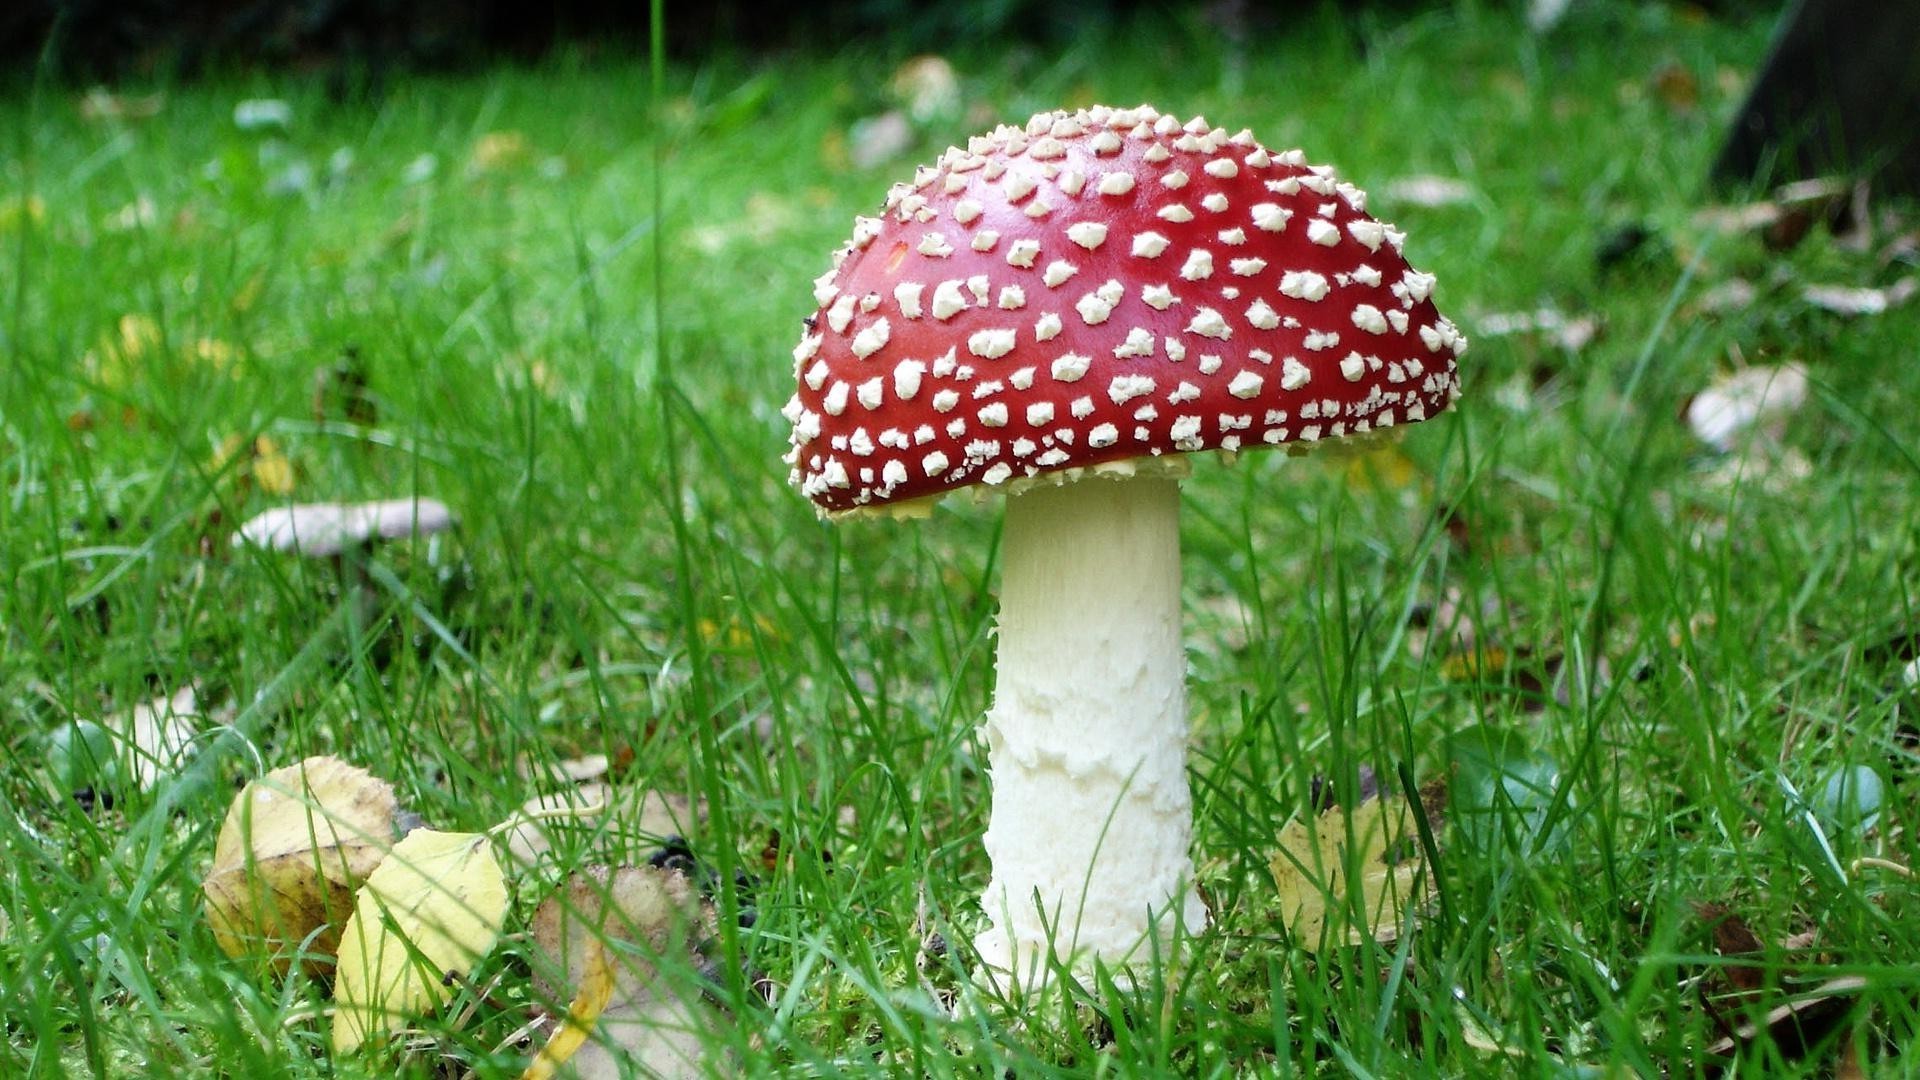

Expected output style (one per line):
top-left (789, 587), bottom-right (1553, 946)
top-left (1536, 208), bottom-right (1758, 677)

top-left (5, 0), bottom-right (1778, 83)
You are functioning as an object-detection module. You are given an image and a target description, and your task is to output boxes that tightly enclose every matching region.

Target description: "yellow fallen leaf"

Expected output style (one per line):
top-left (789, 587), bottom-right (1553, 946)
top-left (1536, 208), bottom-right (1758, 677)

top-left (230, 272), bottom-right (266, 314)
top-left (333, 829), bottom-right (508, 1053)
top-left (695, 613), bottom-right (781, 652)
top-left (0, 194), bottom-right (46, 232)
top-left (1268, 785), bottom-right (1441, 950)
top-left (1441, 646), bottom-right (1509, 682)
top-left (470, 131), bottom-right (531, 174)
top-left (251, 435), bottom-right (295, 495)
top-left (117, 313), bottom-right (161, 358)
top-left (202, 756), bottom-right (399, 971)
top-left (521, 938), bottom-right (616, 1080)
top-left (211, 434), bottom-right (297, 496)
top-left (1342, 443), bottom-right (1421, 493)
top-left (87, 313), bottom-right (163, 389)
top-left (192, 337), bottom-right (241, 371)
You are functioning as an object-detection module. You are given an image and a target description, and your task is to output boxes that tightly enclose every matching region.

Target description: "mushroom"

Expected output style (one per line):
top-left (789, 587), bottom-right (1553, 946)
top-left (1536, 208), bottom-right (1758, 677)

top-left (233, 497), bottom-right (456, 556)
top-left (233, 497), bottom-right (460, 663)
top-left (783, 105), bottom-right (1465, 988)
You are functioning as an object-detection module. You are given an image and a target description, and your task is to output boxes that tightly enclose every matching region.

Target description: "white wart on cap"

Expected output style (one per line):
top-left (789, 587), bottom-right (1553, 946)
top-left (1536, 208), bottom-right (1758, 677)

top-left (784, 104), bottom-right (1466, 515)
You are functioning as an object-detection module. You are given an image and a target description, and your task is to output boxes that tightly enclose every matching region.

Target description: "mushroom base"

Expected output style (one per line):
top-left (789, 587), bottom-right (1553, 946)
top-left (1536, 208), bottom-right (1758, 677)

top-left (975, 474), bottom-right (1207, 990)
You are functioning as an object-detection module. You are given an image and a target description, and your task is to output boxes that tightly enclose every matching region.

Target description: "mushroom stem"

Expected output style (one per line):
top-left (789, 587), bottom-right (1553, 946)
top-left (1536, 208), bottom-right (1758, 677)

top-left (976, 474), bottom-right (1206, 988)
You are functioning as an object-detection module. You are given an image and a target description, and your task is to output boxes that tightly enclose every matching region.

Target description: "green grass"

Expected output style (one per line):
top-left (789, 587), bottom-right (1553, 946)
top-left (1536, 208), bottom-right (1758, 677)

top-left (4, 3), bottom-right (1919, 1075)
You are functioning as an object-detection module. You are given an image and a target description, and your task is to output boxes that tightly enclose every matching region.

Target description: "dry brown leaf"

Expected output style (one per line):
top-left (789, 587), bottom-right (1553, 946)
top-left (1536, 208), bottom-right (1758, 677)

top-left (1686, 363), bottom-right (1808, 451)
top-left (1652, 60), bottom-right (1700, 112)
top-left (1471, 307), bottom-right (1598, 352)
top-left (529, 866), bottom-right (721, 1078)
top-left (113, 684), bottom-right (200, 790)
top-left (502, 786), bottom-right (702, 869)
top-left (1803, 278), bottom-right (1918, 316)
top-left (1268, 782), bottom-right (1445, 950)
top-left (79, 88), bottom-right (166, 121)
top-left (1695, 278), bottom-right (1758, 316)
top-left (1694, 902), bottom-right (1767, 993)
top-left (1694, 202), bottom-right (1785, 236)
top-left (202, 756), bottom-right (400, 971)
top-left (1703, 976), bottom-right (1868, 1063)
top-left (1693, 177), bottom-right (1857, 251)
top-left (519, 753), bottom-right (613, 786)
top-left (522, 938), bottom-right (616, 1080)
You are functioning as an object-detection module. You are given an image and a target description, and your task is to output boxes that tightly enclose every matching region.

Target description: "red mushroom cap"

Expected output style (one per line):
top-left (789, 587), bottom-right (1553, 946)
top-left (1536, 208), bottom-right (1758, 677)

top-left (784, 105), bottom-right (1465, 515)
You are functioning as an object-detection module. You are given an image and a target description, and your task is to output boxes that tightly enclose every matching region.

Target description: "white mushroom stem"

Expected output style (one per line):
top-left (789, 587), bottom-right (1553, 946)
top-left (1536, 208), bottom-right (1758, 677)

top-left (975, 474), bottom-right (1207, 988)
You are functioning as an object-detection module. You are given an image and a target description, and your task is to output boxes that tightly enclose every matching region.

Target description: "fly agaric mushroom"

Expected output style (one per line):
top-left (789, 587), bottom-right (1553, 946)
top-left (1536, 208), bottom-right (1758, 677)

top-left (783, 105), bottom-right (1465, 987)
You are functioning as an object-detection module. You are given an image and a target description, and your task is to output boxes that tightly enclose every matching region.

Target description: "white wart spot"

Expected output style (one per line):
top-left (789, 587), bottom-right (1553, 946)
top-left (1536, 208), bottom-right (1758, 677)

top-left (1066, 222), bottom-right (1109, 250)
top-left (1131, 232), bottom-right (1170, 258)
top-left (1186, 307), bottom-right (1231, 340)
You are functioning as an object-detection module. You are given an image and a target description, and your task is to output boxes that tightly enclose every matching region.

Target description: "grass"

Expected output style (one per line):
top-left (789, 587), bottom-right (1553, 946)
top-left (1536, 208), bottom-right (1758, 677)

top-left (4, 2), bottom-right (1919, 1075)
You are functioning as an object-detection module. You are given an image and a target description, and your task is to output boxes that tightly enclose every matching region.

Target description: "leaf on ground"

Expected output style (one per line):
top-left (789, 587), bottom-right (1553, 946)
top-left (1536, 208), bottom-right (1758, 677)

top-left (79, 88), bottom-right (166, 121)
top-left (848, 111), bottom-right (914, 171)
top-left (102, 196), bottom-right (158, 233)
top-left (503, 786), bottom-right (703, 869)
top-left (469, 131), bottom-right (532, 174)
top-left (889, 56), bottom-right (960, 122)
top-left (1702, 976), bottom-right (1868, 1064)
top-left (0, 194), bottom-right (46, 232)
top-left (232, 98), bottom-right (292, 131)
top-left (1448, 727), bottom-right (1565, 851)
top-left (311, 350), bottom-right (377, 426)
top-left (202, 756), bottom-right (399, 970)
top-left (87, 313), bottom-right (162, 389)
top-left (1686, 363), bottom-right (1808, 452)
top-left (1440, 645), bottom-right (1511, 683)
top-left (1456, 1002), bottom-right (1556, 1062)
top-left (1813, 765), bottom-right (1885, 833)
top-left (522, 938), bottom-right (617, 1080)
top-left (332, 829), bottom-right (508, 1054)
top-left (1692, 177), bottom-right (1856, 250)
top-left (1693, 278), bottom-right (1758, 317)
top-left (528, 865), bottom-right (722, 1079)
top-left (255, 442), bottom-right (312, 501)
top-left (1341, 443), bottom-right (1422, 494)
top-left (1380, 175), bottom-right (1474, 208)
top-left (518, 753), bottom-right (613, 786)
top-left (46, 720), bottom-right (124, 801)
top-left (1650, 60), bottom-right (1699, 113)
top-left (113, 684), bottom-right (200, 791)
top-left (694, 611), bottom-right (782, 652)
top-left (1470, 307), bottom-right (1598, 352)
top-left (212, 434), bottom-right (297, 497)
top-left (1802, 278), bottom-right (1918, 317)
top-left (1268, 779), bottom-right (1446, 950)
top-left (1693, 902), bottom-right (1767, 993)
